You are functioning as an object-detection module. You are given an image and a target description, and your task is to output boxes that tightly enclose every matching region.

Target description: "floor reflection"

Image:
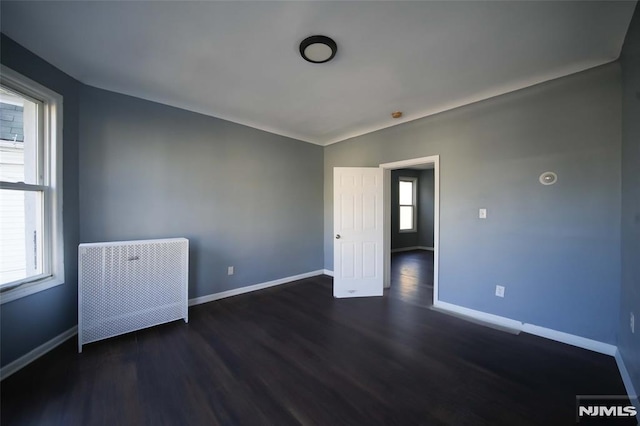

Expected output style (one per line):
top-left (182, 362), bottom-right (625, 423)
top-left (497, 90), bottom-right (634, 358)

top-left (387, 249), bottom-right (434, 308)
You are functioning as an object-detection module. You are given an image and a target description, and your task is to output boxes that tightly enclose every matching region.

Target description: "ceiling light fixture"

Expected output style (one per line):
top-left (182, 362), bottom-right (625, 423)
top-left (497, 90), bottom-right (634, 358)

top-left (539, 171), bottom-right (558, 185)
top-left (299, 35), bottom-right (337, 64)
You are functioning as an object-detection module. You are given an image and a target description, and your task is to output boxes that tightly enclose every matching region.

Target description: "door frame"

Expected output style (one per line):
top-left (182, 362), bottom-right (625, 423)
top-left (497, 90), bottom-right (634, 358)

top-left (379, 155), bottom-right (440, 304)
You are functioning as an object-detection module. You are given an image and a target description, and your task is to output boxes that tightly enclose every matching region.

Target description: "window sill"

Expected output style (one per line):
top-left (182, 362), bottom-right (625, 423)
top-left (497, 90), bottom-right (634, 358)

top-left (0, 275), bottom-right (64, 305)
top-left (399, 229), bottom-right (417, 233)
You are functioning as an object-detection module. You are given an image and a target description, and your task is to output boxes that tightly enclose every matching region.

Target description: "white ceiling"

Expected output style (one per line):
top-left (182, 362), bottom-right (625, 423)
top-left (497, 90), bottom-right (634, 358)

top-left (1, 1), bottom-right (636, 146)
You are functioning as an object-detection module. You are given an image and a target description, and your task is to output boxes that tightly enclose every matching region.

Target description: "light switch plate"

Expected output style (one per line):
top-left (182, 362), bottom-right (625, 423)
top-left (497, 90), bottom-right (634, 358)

top-left (496, 285), bottom-right (505, 298)
top-left (479, 208), bottom-right (487, 219)
top-left (228, 266), bottom-right (234, 275)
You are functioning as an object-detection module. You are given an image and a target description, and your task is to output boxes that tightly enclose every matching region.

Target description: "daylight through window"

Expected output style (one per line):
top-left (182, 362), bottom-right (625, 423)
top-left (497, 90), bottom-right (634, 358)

top-left (0, 67), bottom-right (64, 302)
top-left (399, 177), bottom-right (417, 232)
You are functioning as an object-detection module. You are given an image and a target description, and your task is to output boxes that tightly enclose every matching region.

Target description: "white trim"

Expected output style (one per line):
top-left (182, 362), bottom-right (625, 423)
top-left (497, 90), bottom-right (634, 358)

top-left (379, 156), bottom-right (440, 170)
top-left (0, 181), bottom-right (48, 191)
top-left (0, 274), bottom-right (64, 304)
top-left (79, 237), bottom-right (188, 248)
top-left (188, 270), bottom-right (325, 307)
top-left (0, 65), bottom-right (64, 304)
top-left (433, 300), bottom-right (524, 331)
top-left (432, 300), bottom-right (618, 356)
top-left (1, 285), bottom-right (636, 418)
top-left (383, 168), bottom-right (391, 288)
top-left (430, 300), bottom-right (639, 411)
top-left (0, 326), bottom-right (77, 381)
top-left (615, 349), bottom-right (640, 422)
top-left (380, 155), bottom-right (439, 300)
top-left (521, 323), bottom-right (617, 356)
top-left (323, 269), bottom-right (334, 277)
top-left (391, 246), bottom-right (434, 253)
top-left (1, 269), bottom-right (322, 379)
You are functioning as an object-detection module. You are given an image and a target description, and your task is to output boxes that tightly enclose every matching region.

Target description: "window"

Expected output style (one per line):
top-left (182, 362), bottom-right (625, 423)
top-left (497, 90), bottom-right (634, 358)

top-left (399, 177), bottom-right (417, 232)
top-left (0, 66), bottom-right (64, 303)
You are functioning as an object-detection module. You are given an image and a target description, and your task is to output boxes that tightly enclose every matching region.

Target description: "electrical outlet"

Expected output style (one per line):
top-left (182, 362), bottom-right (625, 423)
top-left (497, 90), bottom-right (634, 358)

top-left (631, 312), bottom-right (635, 334)
top-left (495, 285), bottom-right (505, 298)
top-left (228, 266), bottom-right (234, 276)
top-left (479, 208), bottom-right (487, 219)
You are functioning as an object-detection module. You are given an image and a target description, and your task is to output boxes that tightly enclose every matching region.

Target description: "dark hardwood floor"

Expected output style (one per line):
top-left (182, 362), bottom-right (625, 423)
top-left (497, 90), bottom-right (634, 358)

top-left (388, 249), bottom-right (434, 308)
top-left (1, 250), bottom-right (634, 425)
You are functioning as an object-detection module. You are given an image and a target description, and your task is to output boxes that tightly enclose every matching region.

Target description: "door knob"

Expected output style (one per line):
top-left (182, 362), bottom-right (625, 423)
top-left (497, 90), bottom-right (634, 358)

top-left (335, 234), bottom-right (341, 239)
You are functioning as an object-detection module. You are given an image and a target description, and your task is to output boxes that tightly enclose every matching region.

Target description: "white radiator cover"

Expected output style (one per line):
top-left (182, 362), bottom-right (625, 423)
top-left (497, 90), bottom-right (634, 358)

top-left (78, 238), bottom-right (189, 352)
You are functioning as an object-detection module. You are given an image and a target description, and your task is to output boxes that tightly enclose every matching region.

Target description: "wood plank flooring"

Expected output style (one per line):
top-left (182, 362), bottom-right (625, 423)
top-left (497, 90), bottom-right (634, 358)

top-left (1, 251), bottom-right (634, 425)
top-left (389, 250), bottom-right (434, 307)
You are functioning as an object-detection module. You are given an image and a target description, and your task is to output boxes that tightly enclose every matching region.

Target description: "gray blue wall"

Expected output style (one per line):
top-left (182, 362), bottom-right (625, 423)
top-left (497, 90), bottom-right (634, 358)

top-left (0, 34), bottom-right (81, 367)
top-left (324, 64), bottom-right (622, 344)
top-left (0, 34), bottom-right (324, 369)
top-left (390, 169), bottom-right (434, 250)
top-left (619, 3), bottom-right (640, 405)
top-left (79, 86), bottom-right (324, 299)
top-left (0, 20), bottom-right (634, 377)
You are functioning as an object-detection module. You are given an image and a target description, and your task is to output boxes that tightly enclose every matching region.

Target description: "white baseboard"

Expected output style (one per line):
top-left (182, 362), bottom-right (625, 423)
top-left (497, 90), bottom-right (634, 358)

top-left (433, 300), bottom-right (638, 406)
top-left (1, 326), bottom-right (77, 381)
top-left (3, 282), bottom-right (635, 419)
top-left (615, 349), bottom-right (639, 422)
top-left (323, 269), bottom-right (334, 277)
top-left (0, 269), bottom-right (325, 380)
top-left (432, 300), bottom-right (523, 330)
top-left (432, 300), bottom-right (617, 355)
top-left (189, 269), bottom-right (325, 307)
top-left (391, 246), bottom-right (434, 253)
top-left (521, 323), bottom-right (617, 356)
top-left (2, 271), bottom-right (324, 380)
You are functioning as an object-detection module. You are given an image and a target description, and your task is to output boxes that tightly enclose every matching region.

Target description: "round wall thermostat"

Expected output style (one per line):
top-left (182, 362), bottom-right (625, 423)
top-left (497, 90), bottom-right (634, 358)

top-left (539, 171), bottom-right (557, 185)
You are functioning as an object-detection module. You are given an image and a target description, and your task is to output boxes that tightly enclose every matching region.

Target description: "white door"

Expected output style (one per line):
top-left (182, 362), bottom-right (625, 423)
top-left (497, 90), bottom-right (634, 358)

top-left (333, 167), bottom-right (384, 298)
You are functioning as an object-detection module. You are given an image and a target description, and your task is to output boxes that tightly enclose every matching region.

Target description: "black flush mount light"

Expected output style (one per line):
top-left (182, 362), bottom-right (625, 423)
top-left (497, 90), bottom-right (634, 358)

top-left (299, 35), bottom-right (337, 63)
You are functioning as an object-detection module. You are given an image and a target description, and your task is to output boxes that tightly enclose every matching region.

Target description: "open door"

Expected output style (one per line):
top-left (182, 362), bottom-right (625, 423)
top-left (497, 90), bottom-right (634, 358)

top-left (333, 167), bottom-right (384, 298)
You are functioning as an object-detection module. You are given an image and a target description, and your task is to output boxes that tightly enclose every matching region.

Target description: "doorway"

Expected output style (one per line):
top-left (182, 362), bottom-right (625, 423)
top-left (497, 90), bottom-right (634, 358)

top-left (380, 156), bottom-right (440, 306)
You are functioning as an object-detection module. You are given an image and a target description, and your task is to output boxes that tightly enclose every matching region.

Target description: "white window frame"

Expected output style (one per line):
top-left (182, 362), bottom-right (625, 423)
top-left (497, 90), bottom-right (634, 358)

top-left (0, 65), bottom-right (64, 304)
top-left (398, 176), bottom-right (417, 233)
